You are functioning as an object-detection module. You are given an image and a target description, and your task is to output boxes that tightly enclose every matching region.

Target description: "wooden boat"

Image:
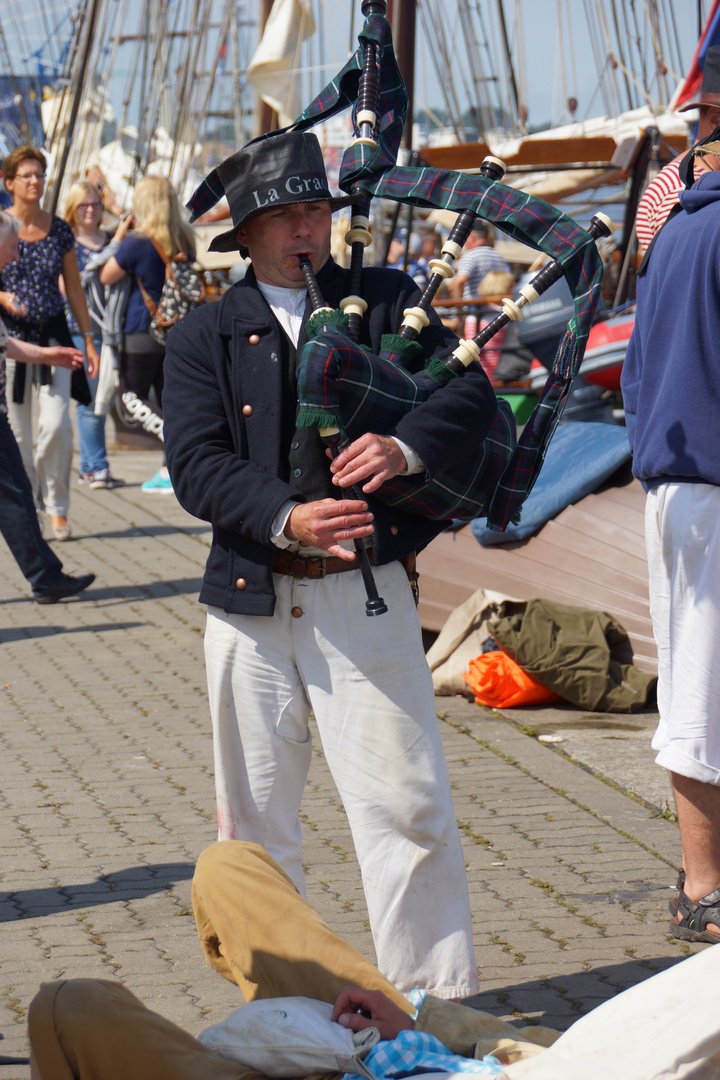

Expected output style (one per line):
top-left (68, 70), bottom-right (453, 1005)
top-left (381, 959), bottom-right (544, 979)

top-left (581, 310), bottom-right (635, 392)
top-left (417, 461), bottom-right (657, 675)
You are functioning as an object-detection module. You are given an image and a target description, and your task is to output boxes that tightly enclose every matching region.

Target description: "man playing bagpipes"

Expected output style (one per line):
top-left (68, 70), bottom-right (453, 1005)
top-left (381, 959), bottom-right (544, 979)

top-left (163, 126), bottom-right (493, 999)
top-left (163, 1), bottom-right (605, 1000)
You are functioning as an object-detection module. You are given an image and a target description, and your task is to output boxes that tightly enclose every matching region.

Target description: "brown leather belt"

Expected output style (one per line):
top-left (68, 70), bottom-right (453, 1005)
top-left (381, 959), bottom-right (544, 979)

top-left (273, 549), bottom-right (416, 581)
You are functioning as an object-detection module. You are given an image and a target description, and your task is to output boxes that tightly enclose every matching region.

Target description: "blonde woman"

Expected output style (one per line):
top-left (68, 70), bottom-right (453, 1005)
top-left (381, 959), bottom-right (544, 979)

top-left (63, 179), bottom-right (130, 489)
top-left (100, 176), bottom-right (195, 493)
top-left (0, 146), bottom-right (99, 540)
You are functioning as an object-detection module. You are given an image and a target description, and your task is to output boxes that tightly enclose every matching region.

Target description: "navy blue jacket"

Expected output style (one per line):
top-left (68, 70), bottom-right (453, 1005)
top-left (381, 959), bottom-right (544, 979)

top-left (623, 171), bottom-right (720, 491)
top-left (163, 258), bottom-right (499, 615)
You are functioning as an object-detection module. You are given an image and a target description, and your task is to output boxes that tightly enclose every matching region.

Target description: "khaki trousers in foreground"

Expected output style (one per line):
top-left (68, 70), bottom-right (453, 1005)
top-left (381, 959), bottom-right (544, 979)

top-left (29, 841), bottom-right (410, 1080)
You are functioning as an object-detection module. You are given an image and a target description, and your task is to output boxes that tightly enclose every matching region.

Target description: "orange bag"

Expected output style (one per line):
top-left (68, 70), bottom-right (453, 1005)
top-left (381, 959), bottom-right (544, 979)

top-left (463, 651), bottom-right (563, 708)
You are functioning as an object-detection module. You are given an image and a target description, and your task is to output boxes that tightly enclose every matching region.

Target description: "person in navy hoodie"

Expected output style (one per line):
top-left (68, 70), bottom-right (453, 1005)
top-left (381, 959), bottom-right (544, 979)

top-left (622, 144), bottom-right (720, 946)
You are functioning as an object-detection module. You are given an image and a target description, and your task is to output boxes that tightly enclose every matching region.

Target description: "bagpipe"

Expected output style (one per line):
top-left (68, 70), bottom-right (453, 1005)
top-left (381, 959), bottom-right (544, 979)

top-left (189, 0), bottom-right (609, 615)
top-left (289, 0), bottom-right (607, 512)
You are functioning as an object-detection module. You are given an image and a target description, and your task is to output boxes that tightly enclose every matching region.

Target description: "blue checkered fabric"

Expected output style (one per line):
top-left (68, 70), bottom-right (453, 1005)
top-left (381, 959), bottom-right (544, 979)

top-left (342, 1028), bottom-right (502, 1080)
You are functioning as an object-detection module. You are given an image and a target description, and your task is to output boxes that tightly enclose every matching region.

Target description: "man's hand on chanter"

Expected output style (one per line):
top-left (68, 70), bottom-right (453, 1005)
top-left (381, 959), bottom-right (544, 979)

top-left (284, 498), bottom-right (374, 559)
top-left (332, 988), bottom-right (414, 1039)
top-left (329, 433), bottom-right (407, 494)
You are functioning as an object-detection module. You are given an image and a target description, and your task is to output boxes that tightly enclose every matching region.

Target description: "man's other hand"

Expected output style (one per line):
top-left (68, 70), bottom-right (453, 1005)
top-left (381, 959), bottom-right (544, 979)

top-left (329, 434), bottom-right (407, 494)
top-left (332, 987), bottom-right (414, 1040)
top-left (284, 498), bottom-right (374, 559)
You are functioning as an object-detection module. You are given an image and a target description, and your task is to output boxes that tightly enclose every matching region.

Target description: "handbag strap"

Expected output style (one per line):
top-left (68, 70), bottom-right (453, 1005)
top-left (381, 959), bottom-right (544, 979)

top-left (134, 238), bottom-right (172, 317)
top-left (134, 237), bottom-right (196, 317)
top-left (135, 273), bottom-right (158, 317)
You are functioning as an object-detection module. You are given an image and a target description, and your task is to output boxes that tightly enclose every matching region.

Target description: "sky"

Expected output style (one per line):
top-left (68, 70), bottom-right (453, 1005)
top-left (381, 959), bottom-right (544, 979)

top-left (411, 0), bottom-right (704, 132)
top-left (5, 0), bottom-right (710, 141)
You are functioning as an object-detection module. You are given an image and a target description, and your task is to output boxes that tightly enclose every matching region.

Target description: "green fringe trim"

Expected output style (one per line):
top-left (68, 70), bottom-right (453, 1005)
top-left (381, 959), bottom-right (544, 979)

top-left (305, 309), bottom-right (350, 338)
top-left (424, 355), bottom-right (458, 386)
top-left (296, 405), bottom-right (342, 431)
top-left (380, 334), bottom-right (425, 365)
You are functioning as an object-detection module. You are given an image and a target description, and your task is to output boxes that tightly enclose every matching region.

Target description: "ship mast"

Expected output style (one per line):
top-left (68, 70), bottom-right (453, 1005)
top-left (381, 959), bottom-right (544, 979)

top-left (47, 0), bottom-right (102, 214)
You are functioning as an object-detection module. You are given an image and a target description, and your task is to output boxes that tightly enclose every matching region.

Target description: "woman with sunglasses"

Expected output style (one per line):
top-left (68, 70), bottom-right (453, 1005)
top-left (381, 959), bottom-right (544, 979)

top-left (0, 147), bottom-right (98, 542)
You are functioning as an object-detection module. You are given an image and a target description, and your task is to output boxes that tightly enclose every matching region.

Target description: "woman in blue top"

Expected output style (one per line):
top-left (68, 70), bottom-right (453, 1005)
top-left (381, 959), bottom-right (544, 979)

top-left (0, 147), bottom-right (99, 541)
top-left (100, 175), bottom-right (195, 493)
top-left (63, 179), bottom-right (130, 490)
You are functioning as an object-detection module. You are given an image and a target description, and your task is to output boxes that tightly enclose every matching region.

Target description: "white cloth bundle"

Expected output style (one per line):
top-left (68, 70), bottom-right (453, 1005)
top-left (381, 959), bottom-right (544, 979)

top-left (198, 996), bottom-right (381, 1076)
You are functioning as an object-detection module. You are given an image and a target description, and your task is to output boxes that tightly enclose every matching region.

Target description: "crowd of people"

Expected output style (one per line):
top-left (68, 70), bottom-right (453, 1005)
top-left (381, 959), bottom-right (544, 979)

top-left (0, 147), bottom-right (197, 600)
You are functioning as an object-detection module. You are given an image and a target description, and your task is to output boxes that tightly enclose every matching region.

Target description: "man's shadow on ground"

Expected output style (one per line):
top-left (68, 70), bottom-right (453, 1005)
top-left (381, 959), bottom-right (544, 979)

top-left (2, 863), bottom-right (195, 920)
top-left (83, 525), bottom-right (210, 540)
top-left (0, 580), bottom-right (205, 606)
top-left (463, 952), bottom-right (687, 1028)
top-left (0, 622), bottom-right (144, 642)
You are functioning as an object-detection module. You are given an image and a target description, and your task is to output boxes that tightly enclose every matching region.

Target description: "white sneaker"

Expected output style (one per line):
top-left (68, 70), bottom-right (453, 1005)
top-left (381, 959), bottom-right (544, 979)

top-left (89, 469), bottom-right (124, 490)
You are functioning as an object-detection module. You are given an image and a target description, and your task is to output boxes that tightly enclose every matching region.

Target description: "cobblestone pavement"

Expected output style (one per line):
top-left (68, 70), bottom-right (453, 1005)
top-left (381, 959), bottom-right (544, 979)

top-left (0, 451), bottom-right (696, 1076)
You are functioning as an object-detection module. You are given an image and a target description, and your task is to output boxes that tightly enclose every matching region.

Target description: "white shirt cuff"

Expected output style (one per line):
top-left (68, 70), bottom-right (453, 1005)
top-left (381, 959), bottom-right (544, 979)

top-left (270, 500), bottom-right (298, 548)
top-left (392, 437), bottom-right (424, 475)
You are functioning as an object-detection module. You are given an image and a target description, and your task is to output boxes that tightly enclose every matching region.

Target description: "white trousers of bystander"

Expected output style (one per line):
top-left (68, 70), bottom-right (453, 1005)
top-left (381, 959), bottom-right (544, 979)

top-left (204, 560), bottom-right (478, 999)
top-left (5, 359), bottom-right (73, 518)
top-left (646, 481), bottom-right (720, 785)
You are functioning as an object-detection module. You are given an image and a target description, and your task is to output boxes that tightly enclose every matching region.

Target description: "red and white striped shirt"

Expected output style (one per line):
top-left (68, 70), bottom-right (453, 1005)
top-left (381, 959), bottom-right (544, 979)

top-left (635, 155), bottom-right (686, 254)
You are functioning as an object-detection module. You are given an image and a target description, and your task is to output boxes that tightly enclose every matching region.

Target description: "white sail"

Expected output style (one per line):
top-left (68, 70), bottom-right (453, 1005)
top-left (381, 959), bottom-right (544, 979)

top-left (246, 0), bottom-right (316, 128)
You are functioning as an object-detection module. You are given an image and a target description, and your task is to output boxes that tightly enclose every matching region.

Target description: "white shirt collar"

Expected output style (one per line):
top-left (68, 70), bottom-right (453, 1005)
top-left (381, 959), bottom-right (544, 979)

top-left (256, 281), bottom-right (308, 347)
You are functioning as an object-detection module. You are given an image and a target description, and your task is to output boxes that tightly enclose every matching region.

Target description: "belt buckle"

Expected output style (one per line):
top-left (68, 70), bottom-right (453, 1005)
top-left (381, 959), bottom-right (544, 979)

top-left (290, 556), bottom-right (307, 578)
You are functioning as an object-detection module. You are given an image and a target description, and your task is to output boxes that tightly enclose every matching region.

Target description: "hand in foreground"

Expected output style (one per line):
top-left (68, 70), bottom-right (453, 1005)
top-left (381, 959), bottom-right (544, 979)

top-left (5, 338), bottom-right (84, 370)
top-left (329, 434), bottom-right (407, 494)
top-left (113, 213), bottom-right (135, 241)
top-left (40, 345), bottom-right (85, 371)
top-left (85, 338), bottom-right (100, 378)
top-left (332, 988), bottom-right (414, 1040)
top-left (284, 498), bottom-right (374, 559)
top-left (0, 291), bottom-right (27, 318)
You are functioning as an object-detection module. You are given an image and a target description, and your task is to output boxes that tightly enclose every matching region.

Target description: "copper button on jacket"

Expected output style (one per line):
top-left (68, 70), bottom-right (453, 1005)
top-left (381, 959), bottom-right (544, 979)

top-left (291, 606), bottom-right (303, 618)
top-left (248, 334), bottom-right (260, 345)
top-left (235, 578), bottom-right (247, 590)
top-left (242, 404), bottom-right (253, 416)
top-left (390, 525), bottom-right (399, 536)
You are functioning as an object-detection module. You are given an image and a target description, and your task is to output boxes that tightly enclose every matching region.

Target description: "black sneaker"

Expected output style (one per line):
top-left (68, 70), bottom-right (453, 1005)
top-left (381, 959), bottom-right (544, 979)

top-left (34, 572), bottom-right (96, 604)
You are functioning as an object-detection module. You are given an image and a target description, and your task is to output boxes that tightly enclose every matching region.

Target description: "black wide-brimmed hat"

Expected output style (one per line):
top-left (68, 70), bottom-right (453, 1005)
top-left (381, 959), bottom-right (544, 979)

top-left (200, 131), bottom-right (360, 254)
top-left (679, 46), bottom-right (720, 113)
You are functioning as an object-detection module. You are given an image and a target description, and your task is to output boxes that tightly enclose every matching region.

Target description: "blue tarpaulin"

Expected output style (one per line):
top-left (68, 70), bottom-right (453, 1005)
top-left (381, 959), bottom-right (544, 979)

top-left (471, 422), bottom-right (631, 546)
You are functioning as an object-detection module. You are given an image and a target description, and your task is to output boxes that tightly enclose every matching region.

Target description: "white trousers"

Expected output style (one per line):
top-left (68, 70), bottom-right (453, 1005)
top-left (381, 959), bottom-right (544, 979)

top-left (204, 561), bottom-right (478, 998)
top-left (5, 360), bottom-right (73, 517)
top-left (646, 482), bottom-right (720, 785)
